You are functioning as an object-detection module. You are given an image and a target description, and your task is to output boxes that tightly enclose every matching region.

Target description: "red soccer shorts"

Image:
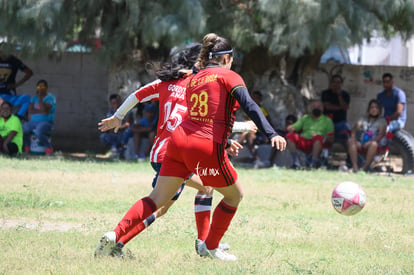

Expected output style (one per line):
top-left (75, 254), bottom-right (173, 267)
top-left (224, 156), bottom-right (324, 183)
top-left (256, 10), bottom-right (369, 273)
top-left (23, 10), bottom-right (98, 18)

top-left (160, 126), bottom-right (238, 187)
top-left (286, 132), bottom-right (324, 154)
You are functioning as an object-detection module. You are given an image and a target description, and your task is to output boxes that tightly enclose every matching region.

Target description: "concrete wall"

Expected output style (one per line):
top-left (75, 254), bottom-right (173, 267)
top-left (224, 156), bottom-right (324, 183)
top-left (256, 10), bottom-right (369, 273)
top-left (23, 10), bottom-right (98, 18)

top-left (314, 64), bottom-right (414, 135)
top-left (12, 53), bottom-right (414, 153)
top-left (17, 53), bottom-right (109, 153)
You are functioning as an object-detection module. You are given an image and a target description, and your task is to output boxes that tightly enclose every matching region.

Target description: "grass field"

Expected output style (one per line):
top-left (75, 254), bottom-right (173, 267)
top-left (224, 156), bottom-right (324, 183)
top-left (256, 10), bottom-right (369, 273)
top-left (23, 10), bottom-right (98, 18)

top-left (1, 155), bottom-right (413, 274)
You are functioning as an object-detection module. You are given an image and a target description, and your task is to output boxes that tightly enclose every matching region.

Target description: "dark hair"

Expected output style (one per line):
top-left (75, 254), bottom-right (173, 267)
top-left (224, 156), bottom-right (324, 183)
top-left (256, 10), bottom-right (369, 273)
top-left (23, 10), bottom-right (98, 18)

top-left (285, 114), bottom-right (297, 123)
top-left (382, 73), bottom-right (393, 80)
top-left (36, 79), bottom-right (48, 87)
top-left (109, 94), bottom-right (121, 101)
top-left (197, 33), bottom-right (233, 68)
top-left (367, 99), bottom-right (382, 114)
top-left (331, 74), bottom-right (343, 83)
top-left (1, 101), bottom-right (12, 108)
top-left (156, 43), bottom-right (201, 81)
top-left (252, 91), bottom-right (262, 98)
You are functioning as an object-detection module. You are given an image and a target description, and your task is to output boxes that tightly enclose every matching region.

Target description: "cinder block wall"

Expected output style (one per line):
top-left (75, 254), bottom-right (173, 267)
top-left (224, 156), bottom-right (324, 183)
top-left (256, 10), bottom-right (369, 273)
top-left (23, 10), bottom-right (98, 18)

top-left (17, 53), bottom-right (109, 153)
top-left (314, 64), bottom-right (413, 135)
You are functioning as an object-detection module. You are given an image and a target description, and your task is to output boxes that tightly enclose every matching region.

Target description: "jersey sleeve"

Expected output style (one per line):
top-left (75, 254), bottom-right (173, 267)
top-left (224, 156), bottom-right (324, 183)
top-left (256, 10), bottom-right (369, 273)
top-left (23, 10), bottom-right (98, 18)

top-left (222, 70), bottom-right (246, 95)
top-left (134, 79), bottom-right (161, 102)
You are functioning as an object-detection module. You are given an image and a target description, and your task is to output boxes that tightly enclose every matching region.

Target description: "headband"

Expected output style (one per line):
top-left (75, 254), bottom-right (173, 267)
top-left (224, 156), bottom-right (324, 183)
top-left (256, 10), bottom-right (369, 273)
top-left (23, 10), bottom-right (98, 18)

top-left (208, 49), bottom-right (233, 59)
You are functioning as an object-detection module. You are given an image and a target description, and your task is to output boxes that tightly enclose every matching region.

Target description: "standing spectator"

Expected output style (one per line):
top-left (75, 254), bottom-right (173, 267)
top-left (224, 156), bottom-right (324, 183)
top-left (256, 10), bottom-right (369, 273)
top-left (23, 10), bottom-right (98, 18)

top-left (0, 101), bottom-right (23, 156)
top-left (23, 80), bottom-right (56, 155)
top-left (377, 72), bottom-right (406, 132)
top-left (321, 74), bottom-right (350, 143)
top-left (286, 100), bottom-right (334, 168)
top-left (347, 99), bottom-right (387, 172)
top-left (0, 42), bottom-right (33, 120)
top-left (99, 94), bottom-right (133, 158)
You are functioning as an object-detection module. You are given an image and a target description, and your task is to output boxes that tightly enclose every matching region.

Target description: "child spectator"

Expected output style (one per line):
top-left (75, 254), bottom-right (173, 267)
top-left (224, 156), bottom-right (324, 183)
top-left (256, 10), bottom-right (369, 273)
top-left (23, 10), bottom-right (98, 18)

top-left (100, 94), bottom-right (133, 158)
top-left (131, 103), bottom-right (157, 159)
top-left (23, 80), bottom-right (56, 154)
top-left (347, 99), bottom-right (387, 172)
top-left (0, 101), bottom-right (23, 156)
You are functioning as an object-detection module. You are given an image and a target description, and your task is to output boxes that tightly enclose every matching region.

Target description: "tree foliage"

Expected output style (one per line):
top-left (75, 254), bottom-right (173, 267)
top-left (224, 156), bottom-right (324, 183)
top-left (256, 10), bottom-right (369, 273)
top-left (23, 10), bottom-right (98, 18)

top-left (1, 0), bottom-right (414, 62)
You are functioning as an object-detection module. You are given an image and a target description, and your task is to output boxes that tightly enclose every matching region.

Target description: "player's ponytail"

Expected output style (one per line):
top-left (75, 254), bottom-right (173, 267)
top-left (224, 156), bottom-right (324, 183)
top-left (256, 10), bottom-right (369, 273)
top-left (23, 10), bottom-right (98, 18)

top-left (197, 33), bottom-right (233, 68)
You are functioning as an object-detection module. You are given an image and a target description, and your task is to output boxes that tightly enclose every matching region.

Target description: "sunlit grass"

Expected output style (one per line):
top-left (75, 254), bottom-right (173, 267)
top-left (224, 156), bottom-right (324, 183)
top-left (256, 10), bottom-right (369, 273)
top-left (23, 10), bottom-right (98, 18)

top-left (1, 156), bottom-right (413, 274)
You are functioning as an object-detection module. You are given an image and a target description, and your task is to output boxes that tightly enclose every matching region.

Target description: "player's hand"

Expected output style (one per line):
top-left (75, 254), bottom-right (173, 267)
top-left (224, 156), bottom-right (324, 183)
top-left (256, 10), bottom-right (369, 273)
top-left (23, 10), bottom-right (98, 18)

top-left (271, 135), bottom-right (286, 151)
top-left (226, 140), bottom-right (243, 156)
top-left (98, 116), bottom-right (122, 133)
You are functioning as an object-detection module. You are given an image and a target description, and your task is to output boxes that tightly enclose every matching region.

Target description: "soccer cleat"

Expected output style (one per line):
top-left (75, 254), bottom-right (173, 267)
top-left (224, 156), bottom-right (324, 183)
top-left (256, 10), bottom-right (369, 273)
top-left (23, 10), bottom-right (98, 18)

top-left (110, 242), bottom-right (124, 258)
top-left (110, 243), bottom-right (135, 260)
top-left (198, 241), bottom-right (237, 261)
top-left (195, 239), bottom-right (230, 255)
top-left (94, 231), bottom-right (116, 257)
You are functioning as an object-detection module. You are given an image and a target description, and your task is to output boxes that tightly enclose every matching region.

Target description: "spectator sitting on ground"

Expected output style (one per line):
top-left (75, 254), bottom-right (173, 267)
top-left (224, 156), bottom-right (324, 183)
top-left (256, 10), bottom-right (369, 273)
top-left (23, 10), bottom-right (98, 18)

top-left (100, 93), bottom-right (133, 158)
top-left (321, 74), bottom-right (350, 144)
top-left (264, 114), bottom-right (297, 167)
top-left (286, 100), bottom-right (334, 169)
top-left (377, 72), bottom-right (406, 133)
top-left (237, 91), bottom-right (273, 167)
top-left (131, 103), bottom-right (157, 159)
top-left (23, 80), bottom-right (56, 155)
top-left (0, 42), bottom-right (33, 120)
top-left (347, 99), bottom-right (387, 172)
top-left (0, 101), bottom-right (23, 156)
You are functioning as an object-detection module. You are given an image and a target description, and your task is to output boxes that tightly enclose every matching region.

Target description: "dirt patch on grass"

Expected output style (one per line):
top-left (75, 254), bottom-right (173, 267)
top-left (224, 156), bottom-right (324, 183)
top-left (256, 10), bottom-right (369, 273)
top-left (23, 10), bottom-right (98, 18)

top-left (0, 218), bottom-right (86, 232)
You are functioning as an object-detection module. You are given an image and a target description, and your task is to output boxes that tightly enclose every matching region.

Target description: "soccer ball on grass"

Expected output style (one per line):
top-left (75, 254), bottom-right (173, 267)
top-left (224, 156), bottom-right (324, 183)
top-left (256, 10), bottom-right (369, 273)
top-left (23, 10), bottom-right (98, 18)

top-left (331, 181), bottom-right (366, 216)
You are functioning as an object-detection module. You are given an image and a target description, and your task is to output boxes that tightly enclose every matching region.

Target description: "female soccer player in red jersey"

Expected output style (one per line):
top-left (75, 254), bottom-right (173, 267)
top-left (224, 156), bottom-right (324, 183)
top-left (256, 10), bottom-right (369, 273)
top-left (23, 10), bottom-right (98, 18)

top-left (96, 33), bottom-right (286, 261)
top-left (95, 43), bottom-right (255, 258)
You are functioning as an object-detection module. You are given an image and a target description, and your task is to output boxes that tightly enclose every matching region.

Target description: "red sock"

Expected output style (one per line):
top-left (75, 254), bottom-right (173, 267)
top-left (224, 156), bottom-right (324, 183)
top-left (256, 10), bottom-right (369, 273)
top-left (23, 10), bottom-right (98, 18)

top-left (194, 193), bottom-right (212, 240)
top-left (204, 200), bottom-right (237, 250)
top-left (118, 213), bottom-right (156, 245)
top-left (113, 197), bottom-right (156, 242)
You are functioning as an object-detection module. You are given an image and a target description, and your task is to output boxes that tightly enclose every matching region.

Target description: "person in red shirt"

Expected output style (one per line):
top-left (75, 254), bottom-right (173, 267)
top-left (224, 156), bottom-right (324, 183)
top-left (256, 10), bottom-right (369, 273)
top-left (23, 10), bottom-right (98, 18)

top-left (97, 34), bottom-right (285, 261)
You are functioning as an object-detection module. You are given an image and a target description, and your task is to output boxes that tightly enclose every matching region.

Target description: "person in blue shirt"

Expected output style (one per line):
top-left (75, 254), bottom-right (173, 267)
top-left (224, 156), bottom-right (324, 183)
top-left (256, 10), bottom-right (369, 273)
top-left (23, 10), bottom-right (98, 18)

top-left (23, 80), bottom-right (56, 154)
top-left (377, 73), bottom-right (406, 133)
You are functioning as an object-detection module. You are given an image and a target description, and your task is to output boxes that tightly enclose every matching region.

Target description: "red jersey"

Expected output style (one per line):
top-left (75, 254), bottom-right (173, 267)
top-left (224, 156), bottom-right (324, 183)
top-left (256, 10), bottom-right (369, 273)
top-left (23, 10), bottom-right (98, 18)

top-left (134, 78), bottom-right (189, 163)
top-left (181, 66), bottom-right (245, 144)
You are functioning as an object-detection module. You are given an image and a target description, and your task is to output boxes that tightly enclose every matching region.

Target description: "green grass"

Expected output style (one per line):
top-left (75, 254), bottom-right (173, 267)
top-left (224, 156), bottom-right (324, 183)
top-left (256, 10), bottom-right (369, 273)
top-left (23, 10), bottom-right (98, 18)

top-left (1, 156), bottom-right (413, 274)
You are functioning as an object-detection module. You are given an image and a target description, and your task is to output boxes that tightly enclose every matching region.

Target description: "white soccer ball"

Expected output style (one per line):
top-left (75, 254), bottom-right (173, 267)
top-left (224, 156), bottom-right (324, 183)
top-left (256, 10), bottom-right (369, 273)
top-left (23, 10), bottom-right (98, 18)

top-left (331, 181), bottom-right (366, 216)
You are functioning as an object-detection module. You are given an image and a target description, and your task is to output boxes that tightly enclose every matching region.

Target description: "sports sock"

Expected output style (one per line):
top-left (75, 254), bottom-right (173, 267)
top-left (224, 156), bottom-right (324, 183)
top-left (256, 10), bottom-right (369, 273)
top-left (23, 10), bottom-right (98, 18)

top-left (113, 197), bottom-right (156, 242)
top-left (194, 193), bottom-right (212, 240)
top-left (118, 213), bottom-right (156, 245)
top-left (204, 199), bottom-right (237, 250)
